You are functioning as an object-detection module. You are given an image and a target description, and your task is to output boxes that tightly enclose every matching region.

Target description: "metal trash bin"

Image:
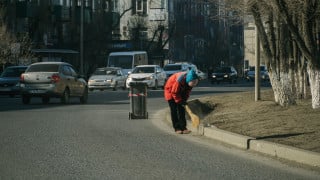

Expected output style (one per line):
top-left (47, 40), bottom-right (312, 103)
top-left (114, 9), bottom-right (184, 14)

top-left (128, 82), bottom-right (148, 119)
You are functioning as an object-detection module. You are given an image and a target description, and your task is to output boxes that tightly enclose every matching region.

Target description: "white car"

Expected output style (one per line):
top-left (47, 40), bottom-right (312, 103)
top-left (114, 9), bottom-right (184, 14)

top-left (88, 67), bottom-right (127, 91)
top-left (126, 65), bottom-right (167, 89)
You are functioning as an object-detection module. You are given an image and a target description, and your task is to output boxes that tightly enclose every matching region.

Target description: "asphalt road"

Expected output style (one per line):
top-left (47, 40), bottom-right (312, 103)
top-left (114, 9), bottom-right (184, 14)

top-left (0, 80), bottom-right (319, 179)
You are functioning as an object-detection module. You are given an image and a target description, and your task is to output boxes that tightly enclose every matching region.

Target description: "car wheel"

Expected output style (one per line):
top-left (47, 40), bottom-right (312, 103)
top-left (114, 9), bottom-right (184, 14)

top-left (80, 87), bottom-right (88, 104)
top-left (122, 82), bottom-right (126, 90)
top-left (42, 97), bottom-right (50, 104)
top-left (112, 82), bottom-right (117, 91)
top-left (22, 95), bottom-right (30, 104)
top-left (153, 80), bottom-right (158, 90)
top-left (61, 88), bottom-right (70, 104)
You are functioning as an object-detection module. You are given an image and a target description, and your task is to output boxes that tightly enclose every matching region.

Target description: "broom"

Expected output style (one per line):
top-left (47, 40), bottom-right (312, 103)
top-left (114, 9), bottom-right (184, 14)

top-left (184, 104), bottom-right (200, 128)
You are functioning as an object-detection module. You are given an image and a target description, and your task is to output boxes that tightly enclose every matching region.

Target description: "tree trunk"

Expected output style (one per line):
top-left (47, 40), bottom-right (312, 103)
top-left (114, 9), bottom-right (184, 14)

top-left (308, 65), bottom-right (320, 109)
top-left (269, 69), bottom-right (296, 106)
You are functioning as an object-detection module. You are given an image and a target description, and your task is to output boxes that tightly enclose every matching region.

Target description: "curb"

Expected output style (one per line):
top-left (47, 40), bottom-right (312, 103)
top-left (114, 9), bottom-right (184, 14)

top-left (163, 108), bottom-right (320, 168)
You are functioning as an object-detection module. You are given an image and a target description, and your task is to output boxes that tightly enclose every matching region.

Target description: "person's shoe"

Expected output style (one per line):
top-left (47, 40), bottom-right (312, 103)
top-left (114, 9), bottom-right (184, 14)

top-left (175, 130), bottom-right (183, 134)
top-left (182, 129), bottom-right (191, 134)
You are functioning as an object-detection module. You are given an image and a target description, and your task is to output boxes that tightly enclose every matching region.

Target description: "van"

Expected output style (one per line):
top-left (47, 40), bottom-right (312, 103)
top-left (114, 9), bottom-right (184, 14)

top-left (107, 51), bottom-right (148, 75)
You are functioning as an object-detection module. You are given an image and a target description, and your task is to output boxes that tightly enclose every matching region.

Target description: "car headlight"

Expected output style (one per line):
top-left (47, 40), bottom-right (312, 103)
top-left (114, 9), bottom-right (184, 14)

top-left (106, 79), bottom-right (112, 83)
top-left (224, 74), bottom-right (229, 78)
top-left (212, 75), bottom-right (216, 78)
top-left (145, 76), bottom-right (154, 80)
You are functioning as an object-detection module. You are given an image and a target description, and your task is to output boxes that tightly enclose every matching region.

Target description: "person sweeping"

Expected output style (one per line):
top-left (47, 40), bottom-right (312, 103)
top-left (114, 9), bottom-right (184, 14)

top-left (164, 69), bottom-right (199, 134)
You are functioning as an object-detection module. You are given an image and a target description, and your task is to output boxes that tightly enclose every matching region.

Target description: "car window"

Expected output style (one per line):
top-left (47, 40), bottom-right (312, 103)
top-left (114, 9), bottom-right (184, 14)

top-left (62, 66), bottom-right (72, 76)
top-left (132, 67), bottom-right (154, 73)
top-left (106, 70), bottom-right (117, 75)
top-left (68, 66), bottom-right (78, 77)
top-left (93, 69), bottom-right (106, 75)
top-left (27, 64), bottom-right (59, 72)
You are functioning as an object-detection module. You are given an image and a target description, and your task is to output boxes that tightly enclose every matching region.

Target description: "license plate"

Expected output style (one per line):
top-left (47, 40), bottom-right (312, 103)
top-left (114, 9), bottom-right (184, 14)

top-left (30, 90), bottom-right (45, 94)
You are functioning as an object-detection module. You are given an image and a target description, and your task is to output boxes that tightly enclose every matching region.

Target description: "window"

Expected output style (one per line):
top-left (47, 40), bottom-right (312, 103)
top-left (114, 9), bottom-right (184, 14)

top-left (132, 0), bottom-right (147, 15)
top-left (136, 0), bottom-right (143, 12)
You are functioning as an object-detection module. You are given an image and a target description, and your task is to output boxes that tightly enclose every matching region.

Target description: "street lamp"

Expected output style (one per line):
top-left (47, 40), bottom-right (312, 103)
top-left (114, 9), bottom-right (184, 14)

top-left (80, 0), bottom-right (84, 74)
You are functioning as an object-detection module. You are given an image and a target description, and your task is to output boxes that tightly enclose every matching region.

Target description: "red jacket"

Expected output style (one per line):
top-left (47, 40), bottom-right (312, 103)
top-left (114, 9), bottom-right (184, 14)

top-left (164, 72), bottom-right (192, 103)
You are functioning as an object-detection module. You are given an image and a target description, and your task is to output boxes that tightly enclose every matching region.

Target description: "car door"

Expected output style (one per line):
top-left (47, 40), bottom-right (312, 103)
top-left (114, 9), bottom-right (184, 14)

top-left (70, 66), bottom-right (85, 96)
top-left (61, 65), bottom-right (76, 95)
top-left (63, 65), bottom-right (81, 96)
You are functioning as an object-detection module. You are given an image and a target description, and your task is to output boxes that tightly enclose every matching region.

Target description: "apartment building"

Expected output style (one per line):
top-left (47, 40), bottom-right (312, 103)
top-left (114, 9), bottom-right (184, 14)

top-left (2, 0), bottom-right (169, 69)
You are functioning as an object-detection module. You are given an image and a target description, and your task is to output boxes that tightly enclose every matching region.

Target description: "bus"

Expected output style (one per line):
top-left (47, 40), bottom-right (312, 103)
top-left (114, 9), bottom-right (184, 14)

top-left (107, 51), bottom-right (148, 75)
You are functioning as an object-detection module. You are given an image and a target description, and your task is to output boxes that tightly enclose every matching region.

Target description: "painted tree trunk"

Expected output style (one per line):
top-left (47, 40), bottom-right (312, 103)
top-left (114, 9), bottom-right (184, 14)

top-left (269, 70), bottom-right (296, 106)
top-left (308, 66), bottom-right (320, 109)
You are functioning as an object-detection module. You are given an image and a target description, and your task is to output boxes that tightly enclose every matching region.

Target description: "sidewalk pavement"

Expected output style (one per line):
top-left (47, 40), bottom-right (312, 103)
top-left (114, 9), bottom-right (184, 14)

top-left (153, 108), bottom-right (320, 168)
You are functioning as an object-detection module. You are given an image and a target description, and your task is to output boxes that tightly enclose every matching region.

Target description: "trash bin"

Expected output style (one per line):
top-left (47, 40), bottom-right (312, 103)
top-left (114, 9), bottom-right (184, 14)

top-left (128, 82), bottom-right (148, 119)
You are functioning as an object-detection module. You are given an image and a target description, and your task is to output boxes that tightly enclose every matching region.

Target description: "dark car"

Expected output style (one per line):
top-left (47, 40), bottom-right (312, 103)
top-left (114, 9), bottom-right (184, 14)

top-left (20, 62), bottom-right (88, 104)
top-left (211, 66), bottom-right (238, 84)
top-left (0, 66), bottom-right (28, 97)
top-left (246, 65), bottom-right (269, 82)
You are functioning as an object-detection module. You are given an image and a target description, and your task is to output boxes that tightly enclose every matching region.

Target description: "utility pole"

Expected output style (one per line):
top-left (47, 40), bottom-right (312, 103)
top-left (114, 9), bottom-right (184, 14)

top-left (255, 25), bottom-right (261, 101)
top-left (80, 0), bottom-right (84, 74)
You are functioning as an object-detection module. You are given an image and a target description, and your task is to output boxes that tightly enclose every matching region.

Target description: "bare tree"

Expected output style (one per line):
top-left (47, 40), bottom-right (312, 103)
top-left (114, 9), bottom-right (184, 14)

top-left (206, 0), bottom-right (320, 109)
top-left (0, 6), bottom-right (33, 68)
top-left (248, 0), bottom-right (320, 109)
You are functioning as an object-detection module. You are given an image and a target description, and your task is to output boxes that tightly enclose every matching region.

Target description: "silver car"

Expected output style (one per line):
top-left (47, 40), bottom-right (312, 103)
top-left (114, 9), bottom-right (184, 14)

top-left (88, 67), bottom-right (127, 91)
top-left (20, 62), bottom-right (88, 104)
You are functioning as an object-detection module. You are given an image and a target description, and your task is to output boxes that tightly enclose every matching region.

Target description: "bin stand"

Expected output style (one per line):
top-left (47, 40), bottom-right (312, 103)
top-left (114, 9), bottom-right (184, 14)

top-left (128, 82), bottom-right (148, 119)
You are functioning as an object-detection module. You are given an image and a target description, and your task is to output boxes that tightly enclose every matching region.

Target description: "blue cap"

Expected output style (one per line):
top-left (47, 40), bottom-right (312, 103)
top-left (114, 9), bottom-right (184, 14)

top-left (186, 69), bottom-right (199, 83)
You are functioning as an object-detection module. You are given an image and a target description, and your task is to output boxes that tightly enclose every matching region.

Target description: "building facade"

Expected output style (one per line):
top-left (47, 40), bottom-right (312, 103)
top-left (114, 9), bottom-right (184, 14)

top-left (2, 0), bottom-right (169, 72)
top-left (168, 0), bottom-right (244, 73)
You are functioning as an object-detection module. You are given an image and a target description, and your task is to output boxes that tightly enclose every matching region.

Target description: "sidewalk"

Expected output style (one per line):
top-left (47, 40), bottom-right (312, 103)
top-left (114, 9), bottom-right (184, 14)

top-left (154, 108), bottom-right (320, 169)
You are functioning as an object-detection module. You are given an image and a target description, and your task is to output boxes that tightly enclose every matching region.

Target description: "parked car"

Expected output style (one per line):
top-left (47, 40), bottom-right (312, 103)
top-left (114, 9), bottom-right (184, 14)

top-left (126, 65), bottom-right (167, 89)
top-left (88, 67), bottom-right (126, 91)
top-left (0, 66), bottom-right (28, 97)
top-left (211, 66), bottom-right (238, 84)
top-left (163, 63), bottom-right (195, 78)
top-left (246, 65), bottom-right (269, 82)
top-left (20, 62), bottom-right (88, 104)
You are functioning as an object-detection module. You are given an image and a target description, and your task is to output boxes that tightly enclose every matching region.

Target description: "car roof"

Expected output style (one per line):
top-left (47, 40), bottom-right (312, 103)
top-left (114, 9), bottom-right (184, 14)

top-left (109, 51), bottom-right (147, 56)
top-left (30, 62), bottom-right (72, 66)
top-left (97, 67), bottom-right (121, 70)
top-left (164, 64), bottom-right (182, 66)
top-left (135, 65), bottom-right (157, 67)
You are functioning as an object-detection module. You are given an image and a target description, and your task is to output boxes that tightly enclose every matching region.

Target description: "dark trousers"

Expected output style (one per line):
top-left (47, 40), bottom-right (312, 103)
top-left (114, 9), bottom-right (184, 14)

top-left (168, 99), bottom-right (186, 131)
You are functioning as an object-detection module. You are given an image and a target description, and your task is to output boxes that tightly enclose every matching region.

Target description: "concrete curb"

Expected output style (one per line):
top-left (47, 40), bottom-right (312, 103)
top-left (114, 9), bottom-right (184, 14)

top-left (163, 108), bottom-right (320, 168)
